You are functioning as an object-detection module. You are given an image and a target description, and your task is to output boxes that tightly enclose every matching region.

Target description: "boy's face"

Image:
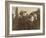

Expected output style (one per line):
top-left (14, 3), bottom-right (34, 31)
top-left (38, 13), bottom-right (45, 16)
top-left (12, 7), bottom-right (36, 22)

top-left (23, 13), bottom-right (27, 16)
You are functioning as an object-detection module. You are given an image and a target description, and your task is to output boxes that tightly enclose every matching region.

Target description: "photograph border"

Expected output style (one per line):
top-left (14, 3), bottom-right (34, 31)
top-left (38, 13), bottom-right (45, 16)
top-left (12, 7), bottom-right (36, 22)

top-left (5, 1), bottom-right (45, 37)
top-left (10, 3), bottom-right (43, 34)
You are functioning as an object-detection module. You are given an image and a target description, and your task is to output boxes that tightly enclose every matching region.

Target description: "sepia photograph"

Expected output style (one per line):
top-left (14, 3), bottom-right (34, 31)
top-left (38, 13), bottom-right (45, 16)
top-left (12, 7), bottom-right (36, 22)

top-left (12, 7), bottom-right (40, 30)
top-left (5, 1), bottom-right (45, 37)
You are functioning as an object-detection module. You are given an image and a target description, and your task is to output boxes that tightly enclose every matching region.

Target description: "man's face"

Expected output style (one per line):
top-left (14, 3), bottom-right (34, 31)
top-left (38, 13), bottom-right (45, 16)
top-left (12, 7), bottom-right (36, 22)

top-left (34, 13), bottom-right (37, 20)
top-left (30, 16), bottom-right (34, 22)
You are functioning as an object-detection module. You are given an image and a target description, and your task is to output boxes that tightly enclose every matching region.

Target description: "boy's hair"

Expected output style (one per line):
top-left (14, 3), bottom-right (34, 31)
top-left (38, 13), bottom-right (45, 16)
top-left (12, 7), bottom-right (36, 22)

top-left (20, 11), bottom-right (26, 15)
